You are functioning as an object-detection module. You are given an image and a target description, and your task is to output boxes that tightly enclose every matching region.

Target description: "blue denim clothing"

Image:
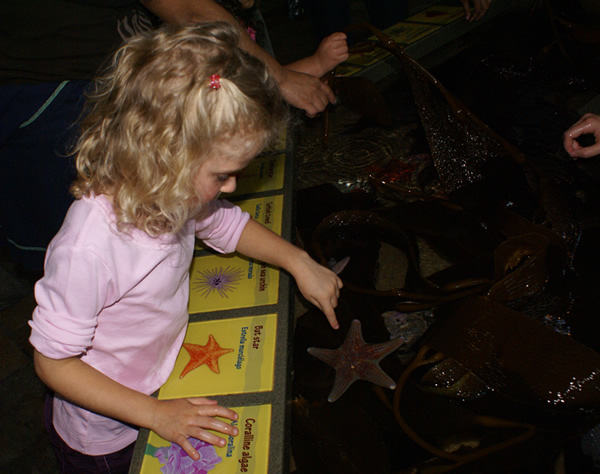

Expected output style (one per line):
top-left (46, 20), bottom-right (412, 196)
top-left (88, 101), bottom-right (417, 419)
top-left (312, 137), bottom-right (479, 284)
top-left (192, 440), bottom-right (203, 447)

top-left (0, 80), bottom-right (88, 271)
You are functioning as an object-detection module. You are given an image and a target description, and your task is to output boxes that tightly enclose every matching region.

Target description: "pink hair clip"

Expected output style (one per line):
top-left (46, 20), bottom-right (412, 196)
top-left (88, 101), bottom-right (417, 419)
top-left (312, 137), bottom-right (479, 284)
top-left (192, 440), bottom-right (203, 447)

top-left (209, 74), bottom-right (221, 90)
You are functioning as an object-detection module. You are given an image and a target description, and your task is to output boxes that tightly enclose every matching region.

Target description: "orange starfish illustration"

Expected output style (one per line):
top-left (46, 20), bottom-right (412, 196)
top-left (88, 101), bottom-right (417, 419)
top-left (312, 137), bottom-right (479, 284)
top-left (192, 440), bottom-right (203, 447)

top-left (179, 335), bottom-right (234, 378)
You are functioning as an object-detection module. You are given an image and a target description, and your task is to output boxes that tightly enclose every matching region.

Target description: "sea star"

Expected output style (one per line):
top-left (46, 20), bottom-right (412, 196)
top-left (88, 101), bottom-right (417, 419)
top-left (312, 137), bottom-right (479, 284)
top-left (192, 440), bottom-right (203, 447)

top-left (179, 335), bottom-right (234, 378)
top-left (307, 319), bottom-right (405, 402)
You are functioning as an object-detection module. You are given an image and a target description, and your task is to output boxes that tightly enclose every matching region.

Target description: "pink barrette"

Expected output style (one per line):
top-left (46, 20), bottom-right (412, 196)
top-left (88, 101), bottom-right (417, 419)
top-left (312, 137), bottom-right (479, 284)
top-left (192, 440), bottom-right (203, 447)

top-left (209, 74), bottom-right (221, 90)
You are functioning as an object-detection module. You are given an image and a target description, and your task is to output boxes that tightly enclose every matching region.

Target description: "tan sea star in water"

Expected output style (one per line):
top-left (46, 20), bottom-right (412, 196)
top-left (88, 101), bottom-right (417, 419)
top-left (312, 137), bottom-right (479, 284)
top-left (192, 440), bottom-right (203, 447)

top-left (307, 319), bottom-right (404, 402)
top-left (179, 335), bottom-right (234, 378)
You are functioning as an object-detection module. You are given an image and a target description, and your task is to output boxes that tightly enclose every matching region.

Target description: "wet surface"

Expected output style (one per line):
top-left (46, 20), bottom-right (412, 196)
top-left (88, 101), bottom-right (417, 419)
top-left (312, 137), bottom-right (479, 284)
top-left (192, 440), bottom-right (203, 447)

top-left (291, 6), bottom-right (600, 473)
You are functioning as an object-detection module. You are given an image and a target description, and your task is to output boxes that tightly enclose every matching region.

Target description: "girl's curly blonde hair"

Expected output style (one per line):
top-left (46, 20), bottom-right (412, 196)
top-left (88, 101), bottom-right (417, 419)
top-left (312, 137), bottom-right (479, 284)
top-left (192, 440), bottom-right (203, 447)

top-left (71, 22), bottom-right (287, 236)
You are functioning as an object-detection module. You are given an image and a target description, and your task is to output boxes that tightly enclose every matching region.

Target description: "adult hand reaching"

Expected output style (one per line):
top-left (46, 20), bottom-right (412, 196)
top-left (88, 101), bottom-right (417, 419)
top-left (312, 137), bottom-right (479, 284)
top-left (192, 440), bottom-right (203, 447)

top-left (278, 68), bottom-right (336, 117)
top-left (460, 0), bottom-right (493, 22)
top-left (141, 0), bottom-right (337, 116)
top-left (563, 113), bottom-right (600, 159)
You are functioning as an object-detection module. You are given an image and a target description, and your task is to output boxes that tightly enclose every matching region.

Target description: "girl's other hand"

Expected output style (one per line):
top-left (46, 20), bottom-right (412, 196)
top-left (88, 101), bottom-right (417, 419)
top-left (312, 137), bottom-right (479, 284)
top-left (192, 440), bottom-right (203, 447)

top-left (152, 398), bottom-right (239, 460)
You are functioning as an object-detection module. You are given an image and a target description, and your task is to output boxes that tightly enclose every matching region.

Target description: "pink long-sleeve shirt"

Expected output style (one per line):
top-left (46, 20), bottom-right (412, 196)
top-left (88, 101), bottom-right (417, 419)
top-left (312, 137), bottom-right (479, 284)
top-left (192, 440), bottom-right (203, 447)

top-left (29, 194), bottom-right (250, 455)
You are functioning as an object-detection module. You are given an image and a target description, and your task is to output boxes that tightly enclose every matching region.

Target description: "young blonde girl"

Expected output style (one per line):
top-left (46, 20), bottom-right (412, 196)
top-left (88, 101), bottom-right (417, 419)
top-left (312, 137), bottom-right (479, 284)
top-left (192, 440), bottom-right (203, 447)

top-left (29, 22), bottom-right (342, 473)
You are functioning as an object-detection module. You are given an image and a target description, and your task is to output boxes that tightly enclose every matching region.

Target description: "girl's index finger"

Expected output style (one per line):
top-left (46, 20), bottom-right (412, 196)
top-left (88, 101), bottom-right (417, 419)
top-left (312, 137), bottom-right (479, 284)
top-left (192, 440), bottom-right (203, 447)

top-left (321, 302), bottom-right (340, 330)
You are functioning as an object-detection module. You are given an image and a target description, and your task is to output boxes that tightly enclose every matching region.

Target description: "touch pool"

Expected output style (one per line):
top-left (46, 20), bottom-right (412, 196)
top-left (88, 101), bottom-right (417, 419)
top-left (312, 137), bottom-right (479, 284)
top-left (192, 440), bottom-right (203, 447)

top-left (290, 3), bottom-right (600, 472)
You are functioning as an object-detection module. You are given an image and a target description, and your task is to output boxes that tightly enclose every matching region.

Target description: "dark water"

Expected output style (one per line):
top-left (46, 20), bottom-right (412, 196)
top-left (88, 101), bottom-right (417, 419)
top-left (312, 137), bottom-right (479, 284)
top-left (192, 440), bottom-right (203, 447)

top-left (292, 6), bottom-right (600, 473)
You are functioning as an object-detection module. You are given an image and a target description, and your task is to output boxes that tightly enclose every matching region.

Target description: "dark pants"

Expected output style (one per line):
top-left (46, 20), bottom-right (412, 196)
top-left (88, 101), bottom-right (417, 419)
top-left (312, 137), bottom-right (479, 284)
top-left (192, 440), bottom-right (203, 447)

top-left (0, 81), bottom-right (87, 272)
top-left (44, 394), bottom-right (135, 474)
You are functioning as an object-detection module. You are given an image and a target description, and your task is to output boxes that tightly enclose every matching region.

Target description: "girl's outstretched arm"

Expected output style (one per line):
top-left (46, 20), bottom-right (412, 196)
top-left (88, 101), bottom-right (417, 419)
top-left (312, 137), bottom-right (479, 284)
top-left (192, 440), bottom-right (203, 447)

top-left (235, 219), bottom-right (342, 329)
top-left (33, 350), bottom-right (238, 460)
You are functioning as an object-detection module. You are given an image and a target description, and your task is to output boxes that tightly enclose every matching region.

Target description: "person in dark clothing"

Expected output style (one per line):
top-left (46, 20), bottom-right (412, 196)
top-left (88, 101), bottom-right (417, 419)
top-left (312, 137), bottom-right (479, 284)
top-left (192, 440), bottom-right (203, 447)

top-left (0, 1), bottom-right (156, 274)
top-left (303, 0), bottom-right (493, 42)
top-left (0, 0), bottom-right (338, 274)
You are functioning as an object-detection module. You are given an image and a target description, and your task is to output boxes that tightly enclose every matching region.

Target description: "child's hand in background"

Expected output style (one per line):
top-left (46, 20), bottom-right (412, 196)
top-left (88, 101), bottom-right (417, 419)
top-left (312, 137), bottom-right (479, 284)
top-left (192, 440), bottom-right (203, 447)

top-left (314, 32), bottom-right (349, 74)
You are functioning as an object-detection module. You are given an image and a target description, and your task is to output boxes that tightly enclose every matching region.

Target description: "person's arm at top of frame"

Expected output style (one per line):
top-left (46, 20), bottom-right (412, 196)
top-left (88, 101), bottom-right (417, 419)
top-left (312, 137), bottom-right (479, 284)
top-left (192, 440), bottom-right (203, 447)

top-left (235, 218), bottom-right (343, 330)
top-left (140, 0), bottom-right (336, 117)
top-left (563, 113), bottom-right (600, 159)
top-left (460, 0), bottom-right (492, 22)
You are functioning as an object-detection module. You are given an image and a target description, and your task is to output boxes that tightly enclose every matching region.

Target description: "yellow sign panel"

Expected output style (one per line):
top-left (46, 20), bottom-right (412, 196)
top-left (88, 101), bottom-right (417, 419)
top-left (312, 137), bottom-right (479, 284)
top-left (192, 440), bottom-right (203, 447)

top-left (228, 153), bottom-right (286, 197)
top-left (195, 194), bottom-right (284, 250)
top-left (385, 22), bottom-right (441, 45)
top-left (408, 6), bottom-right (463, 25)
top-left (263, 128), bottom-right (287, 154)
top-left (140, 404), bottom-right (272, 473)
top-left (188, 253), bottom-right (279, 313)
top-left (345, 47), bottom-right (390, 67)
top-left (159, 315), bottom-right (277, 398)
top-left (235, 195), bottom-right (283, 235)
